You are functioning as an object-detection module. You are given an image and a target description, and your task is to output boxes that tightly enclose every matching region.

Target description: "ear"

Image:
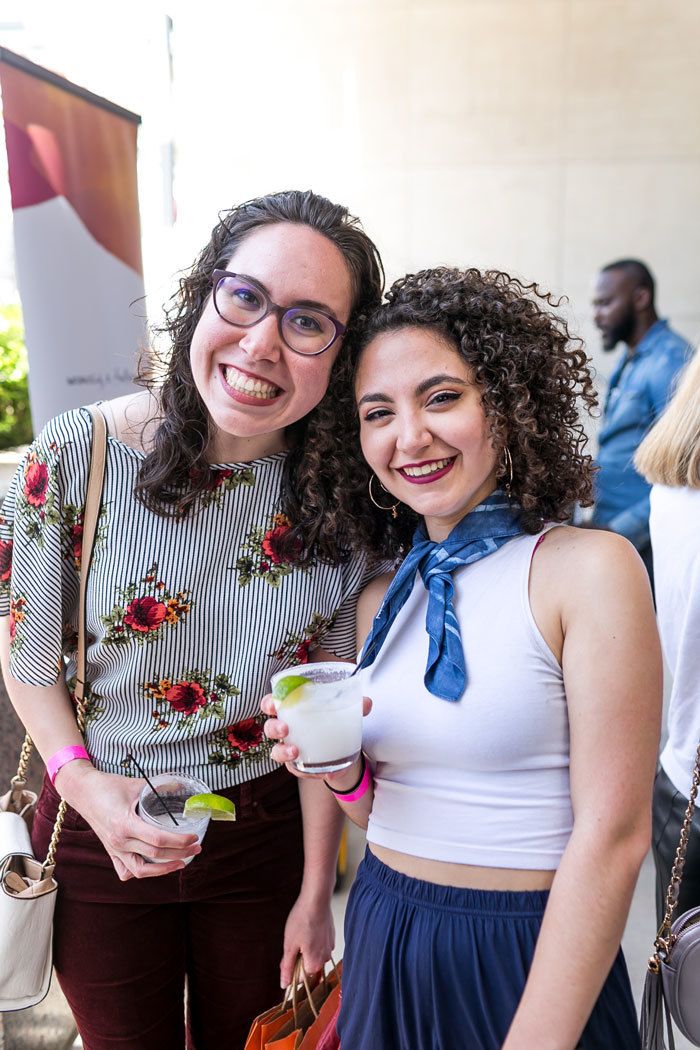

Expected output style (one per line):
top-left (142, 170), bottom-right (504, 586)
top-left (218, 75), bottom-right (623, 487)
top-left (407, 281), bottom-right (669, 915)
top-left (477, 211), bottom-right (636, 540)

top-left (633, 285), bottom-right (652, 311)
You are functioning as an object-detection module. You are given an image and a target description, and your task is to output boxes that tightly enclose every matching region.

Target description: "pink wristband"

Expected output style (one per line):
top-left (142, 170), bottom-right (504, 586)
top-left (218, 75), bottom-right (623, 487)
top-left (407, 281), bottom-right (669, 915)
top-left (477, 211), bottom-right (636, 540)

top-left (47, 745), bottom-right (91, 785)
top-left (331, 759), bottom-right (372, 803)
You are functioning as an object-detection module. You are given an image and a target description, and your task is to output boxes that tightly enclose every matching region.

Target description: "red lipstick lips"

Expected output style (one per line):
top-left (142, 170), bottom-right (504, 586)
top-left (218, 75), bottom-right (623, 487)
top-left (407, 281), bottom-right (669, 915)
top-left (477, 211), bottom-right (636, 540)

top-left (397, 457), bottom-right (456, 485)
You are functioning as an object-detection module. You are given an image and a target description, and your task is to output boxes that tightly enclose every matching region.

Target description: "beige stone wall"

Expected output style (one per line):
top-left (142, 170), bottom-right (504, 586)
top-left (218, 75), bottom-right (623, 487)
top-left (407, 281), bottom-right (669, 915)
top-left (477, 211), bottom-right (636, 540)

top-left (173, 0), bottom-right (700, 390)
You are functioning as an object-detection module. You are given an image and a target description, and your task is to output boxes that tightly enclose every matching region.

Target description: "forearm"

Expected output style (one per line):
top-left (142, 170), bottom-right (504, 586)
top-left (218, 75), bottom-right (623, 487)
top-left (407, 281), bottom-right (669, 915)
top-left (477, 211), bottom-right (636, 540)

top-left (503, 826), bottom-right (648, 1050)
top-left (325, 754), bottom-right (374, 830)
top-left (297, 778), bottom-right (345, 902)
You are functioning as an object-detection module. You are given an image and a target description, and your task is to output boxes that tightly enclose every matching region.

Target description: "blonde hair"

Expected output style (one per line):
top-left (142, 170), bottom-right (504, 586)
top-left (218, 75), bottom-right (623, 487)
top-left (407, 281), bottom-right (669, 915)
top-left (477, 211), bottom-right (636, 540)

top-left (635, 350), bottom-right (700, 487)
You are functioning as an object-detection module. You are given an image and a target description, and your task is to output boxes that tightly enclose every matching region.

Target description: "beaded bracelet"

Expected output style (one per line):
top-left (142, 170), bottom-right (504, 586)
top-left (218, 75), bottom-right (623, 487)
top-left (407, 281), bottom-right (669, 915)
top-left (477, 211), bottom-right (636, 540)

top-left (324, 753), bottom-right (372, 803)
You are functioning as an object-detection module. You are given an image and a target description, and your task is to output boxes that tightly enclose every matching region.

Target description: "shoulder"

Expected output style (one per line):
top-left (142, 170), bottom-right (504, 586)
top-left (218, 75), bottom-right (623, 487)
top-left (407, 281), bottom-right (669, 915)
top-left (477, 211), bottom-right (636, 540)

top-left (38, 405), bottom-right (93, 450)
top-left (663, 324), bottom-right (692, 356)
top-left (646, 328), bottom-right (692, 373)
top-left (24, 407), bottom-right (94, 485)
top-left (102, 390), bottom-right (160, 452)
top-left (535, 525), bottom-right (650, 611)
top-left (356, 571), bottom-right (394, 638)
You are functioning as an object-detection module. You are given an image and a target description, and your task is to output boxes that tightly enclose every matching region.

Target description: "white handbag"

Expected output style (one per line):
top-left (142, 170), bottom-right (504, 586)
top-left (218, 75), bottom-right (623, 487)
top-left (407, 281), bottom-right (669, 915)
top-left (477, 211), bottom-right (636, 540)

top-left (0, 781), bottom-right (57, 1009)
top-left (0, 405), bottom-right (106, 1011)
top-left (641, 740), bottom-right (700, 1049)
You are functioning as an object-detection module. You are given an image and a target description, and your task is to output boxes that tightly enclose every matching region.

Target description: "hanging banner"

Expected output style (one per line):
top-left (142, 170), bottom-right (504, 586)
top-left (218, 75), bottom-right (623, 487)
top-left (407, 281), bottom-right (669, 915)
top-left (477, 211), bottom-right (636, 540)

top-left (0, 48), bottom-right (145, 432)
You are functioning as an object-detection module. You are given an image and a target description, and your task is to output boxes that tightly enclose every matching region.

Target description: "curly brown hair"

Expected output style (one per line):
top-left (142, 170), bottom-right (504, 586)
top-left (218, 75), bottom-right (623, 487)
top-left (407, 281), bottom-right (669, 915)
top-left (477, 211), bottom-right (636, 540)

top-left (294, 267), bottom-right (598, 561)
top-left (135, 189), bottom-right (384, 537)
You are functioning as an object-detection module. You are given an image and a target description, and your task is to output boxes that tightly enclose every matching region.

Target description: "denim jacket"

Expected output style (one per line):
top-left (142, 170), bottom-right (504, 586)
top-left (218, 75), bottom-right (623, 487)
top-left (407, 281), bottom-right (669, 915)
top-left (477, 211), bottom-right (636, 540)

top-left (593, 320), bottom-right (692, 550)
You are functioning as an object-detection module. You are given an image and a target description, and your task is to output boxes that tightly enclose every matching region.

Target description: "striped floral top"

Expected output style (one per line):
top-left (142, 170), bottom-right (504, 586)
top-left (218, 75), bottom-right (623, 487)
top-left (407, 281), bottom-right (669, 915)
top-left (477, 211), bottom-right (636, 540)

top-left (0, 407), bottom-right (379, 789)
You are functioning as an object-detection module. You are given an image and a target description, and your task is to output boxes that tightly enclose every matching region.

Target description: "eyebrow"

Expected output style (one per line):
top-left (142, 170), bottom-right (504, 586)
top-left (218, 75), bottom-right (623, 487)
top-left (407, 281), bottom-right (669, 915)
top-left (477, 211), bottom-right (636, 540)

top-left (357, 373), bottom-right (469, 407)
top-left (237, 272), bottom-right (338, 316)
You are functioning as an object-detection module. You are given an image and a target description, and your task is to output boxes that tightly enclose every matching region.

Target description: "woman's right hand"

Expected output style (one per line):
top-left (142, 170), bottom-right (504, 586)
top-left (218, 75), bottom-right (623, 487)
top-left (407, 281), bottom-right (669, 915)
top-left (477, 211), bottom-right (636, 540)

top-left (260, 692), bottom-right (372, 778)
top-left (54, 762), bottom-right (201, 880)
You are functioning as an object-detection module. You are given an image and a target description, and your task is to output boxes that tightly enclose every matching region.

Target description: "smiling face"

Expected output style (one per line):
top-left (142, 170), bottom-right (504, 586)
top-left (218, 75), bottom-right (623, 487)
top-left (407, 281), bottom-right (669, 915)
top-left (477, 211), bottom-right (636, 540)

top-left (356, 326), bottom-right (500, 542)
top-left (190, 222), bottom-right (354, 462)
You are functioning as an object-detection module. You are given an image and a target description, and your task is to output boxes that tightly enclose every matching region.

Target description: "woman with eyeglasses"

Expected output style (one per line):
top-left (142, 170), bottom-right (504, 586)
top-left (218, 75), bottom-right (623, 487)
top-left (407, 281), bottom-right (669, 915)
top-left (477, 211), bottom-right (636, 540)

top-left (0, 190), bottom-right (384, 1050)
top-left (264, 267), bottom-right (661, 1049)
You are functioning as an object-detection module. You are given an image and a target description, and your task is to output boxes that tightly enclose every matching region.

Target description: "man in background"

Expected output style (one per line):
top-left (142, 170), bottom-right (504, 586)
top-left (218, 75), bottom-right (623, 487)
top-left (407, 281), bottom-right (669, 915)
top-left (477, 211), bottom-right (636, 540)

top-left (591, 258), bottom-right (691, 581)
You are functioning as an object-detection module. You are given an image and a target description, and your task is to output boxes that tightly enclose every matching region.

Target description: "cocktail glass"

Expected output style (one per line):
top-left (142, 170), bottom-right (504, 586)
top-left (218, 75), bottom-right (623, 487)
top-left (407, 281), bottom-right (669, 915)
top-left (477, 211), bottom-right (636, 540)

top-left (137, 772), bottom-right (212, 865)
top-left (270, 662), bottom-right (362, 774)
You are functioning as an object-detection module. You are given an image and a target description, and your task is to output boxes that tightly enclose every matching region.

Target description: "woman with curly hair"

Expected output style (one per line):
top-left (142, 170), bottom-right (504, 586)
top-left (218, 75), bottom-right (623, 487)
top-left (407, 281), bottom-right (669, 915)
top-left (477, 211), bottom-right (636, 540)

top-left (0, 189), bottom-right (384, 1049)
top-left (265, 267), bottom-right (661, 1049)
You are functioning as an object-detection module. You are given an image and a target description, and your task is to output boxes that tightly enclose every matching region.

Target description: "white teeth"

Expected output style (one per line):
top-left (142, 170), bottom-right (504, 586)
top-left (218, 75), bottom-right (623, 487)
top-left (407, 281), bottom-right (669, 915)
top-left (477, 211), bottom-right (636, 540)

top-left (402, 458), bottom-right (451, 478)
top-left (224, 366), bottom-right (279, 399)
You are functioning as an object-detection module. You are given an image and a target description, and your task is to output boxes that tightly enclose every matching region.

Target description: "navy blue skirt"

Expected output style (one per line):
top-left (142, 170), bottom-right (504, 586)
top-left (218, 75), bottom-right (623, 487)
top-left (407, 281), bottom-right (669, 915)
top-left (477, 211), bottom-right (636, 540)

top-left (338, 849), bottom-right (640, 1050)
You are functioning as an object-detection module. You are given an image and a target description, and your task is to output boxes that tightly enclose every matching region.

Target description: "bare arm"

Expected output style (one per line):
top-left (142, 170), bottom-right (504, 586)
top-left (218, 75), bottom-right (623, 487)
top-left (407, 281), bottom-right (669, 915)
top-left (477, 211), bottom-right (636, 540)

top-left (273, 645), bottom-right (345, 985)
top-left (321, 573), bottom-right (394, 829)
top-left (503, 532), bottom-right (661, 1050)
top-left (0, 617), bottom-right (200, 879)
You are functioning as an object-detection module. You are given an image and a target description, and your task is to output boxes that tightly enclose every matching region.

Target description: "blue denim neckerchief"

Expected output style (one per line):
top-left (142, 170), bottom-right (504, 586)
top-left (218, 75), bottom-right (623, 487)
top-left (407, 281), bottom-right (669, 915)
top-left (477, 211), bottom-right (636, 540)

top-left (357, 490), bottom-right (524, 701)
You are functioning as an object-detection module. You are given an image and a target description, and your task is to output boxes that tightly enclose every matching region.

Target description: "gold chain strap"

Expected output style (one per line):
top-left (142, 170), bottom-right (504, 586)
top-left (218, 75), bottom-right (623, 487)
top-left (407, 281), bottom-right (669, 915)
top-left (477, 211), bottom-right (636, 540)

top-left (44, 799), bottom-right (68, 868)
top-left (11, 406), bottom-right (107, 875)
top-left (649, 739), bottom-right (700, 969)
top-left (13, 732), bottom-right (33, 784)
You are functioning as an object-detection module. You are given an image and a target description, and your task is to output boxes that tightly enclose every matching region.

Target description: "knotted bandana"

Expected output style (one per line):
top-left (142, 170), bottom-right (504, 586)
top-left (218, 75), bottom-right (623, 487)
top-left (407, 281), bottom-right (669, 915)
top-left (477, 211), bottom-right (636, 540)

top-left (358, 490), bottom-right (524, 701)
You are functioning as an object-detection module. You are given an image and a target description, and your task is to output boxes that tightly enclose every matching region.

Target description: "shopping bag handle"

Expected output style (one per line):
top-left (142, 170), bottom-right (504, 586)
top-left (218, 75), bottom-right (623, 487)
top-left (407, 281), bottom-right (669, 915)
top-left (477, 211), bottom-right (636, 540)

top-left (283, 954), bottom-right (340, 1024)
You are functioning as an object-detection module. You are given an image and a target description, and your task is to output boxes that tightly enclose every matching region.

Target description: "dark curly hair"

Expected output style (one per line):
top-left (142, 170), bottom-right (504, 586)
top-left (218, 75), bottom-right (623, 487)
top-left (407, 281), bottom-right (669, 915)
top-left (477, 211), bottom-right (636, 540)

top-left (295, 267), bottom-right (598, 561)
top-left (135, 189), bottom-right (384, 544)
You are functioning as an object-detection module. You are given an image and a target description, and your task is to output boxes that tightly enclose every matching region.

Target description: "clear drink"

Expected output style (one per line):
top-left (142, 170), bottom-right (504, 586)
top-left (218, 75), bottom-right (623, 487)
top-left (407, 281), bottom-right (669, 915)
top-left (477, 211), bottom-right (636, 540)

top-left (270, 663), bottom-right (362, 774)
top-left (137, 772), bottom-right (211, 865)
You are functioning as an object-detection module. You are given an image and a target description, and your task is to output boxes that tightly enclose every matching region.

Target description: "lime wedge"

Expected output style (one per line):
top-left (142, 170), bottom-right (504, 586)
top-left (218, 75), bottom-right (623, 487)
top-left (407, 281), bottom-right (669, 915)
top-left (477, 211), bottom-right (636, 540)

top-left (272, 673), bottom-right (312, 707)
top-left (183, 793), bottom-right (236, 821)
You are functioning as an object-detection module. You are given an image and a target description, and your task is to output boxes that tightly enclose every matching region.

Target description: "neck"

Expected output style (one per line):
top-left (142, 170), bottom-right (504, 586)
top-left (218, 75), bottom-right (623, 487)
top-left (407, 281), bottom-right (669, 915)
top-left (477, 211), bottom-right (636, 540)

top-left (423, 479), bottom-right (499, 542)
top-left (206, 427), bottom-right (288, 463)
top-left (627, 311), bottom-right (658, 353)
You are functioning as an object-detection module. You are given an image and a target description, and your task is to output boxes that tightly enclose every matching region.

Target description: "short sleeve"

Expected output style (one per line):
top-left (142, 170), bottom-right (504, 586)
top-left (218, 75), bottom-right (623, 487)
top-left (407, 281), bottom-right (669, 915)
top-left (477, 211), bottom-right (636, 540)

top-left (320, 553), bottom-right (395, 661)
top-left (0, 407), bottom-right (93, 686)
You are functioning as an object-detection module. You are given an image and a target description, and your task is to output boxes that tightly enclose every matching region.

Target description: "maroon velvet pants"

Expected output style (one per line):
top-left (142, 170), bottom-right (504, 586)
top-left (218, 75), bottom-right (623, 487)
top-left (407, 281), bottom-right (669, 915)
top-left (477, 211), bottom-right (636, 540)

top-left (31, 768), bottom-right (304, 1050)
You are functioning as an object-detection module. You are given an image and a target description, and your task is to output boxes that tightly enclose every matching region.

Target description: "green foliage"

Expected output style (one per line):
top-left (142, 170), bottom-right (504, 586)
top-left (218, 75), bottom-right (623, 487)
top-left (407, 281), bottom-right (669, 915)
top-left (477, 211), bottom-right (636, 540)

top-left (0, 305), bottom-right (32, 449)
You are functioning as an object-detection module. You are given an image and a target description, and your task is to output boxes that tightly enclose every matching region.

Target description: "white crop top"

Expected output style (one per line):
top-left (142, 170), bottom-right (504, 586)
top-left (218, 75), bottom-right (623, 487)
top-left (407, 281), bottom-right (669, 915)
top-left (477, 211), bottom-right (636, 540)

top-left (359, 527), bottom-right (572, 870)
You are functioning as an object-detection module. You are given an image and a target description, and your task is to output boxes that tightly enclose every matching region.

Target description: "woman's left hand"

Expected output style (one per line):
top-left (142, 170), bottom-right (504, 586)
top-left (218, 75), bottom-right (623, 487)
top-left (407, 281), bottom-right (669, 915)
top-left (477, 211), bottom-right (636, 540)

top-left (280, 889), bottom-right (335, 988)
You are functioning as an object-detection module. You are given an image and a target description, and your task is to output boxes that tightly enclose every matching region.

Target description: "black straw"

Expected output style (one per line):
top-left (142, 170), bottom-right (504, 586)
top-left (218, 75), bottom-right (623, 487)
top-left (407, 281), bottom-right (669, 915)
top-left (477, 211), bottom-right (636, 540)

top-left (127, 753), bottom-right (179, 827)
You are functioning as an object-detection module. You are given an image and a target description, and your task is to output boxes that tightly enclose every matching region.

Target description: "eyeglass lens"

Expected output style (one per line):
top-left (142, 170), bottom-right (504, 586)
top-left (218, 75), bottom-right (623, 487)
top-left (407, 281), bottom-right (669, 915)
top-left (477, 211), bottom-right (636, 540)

top-left (214, 274), bottom-right (337, 354)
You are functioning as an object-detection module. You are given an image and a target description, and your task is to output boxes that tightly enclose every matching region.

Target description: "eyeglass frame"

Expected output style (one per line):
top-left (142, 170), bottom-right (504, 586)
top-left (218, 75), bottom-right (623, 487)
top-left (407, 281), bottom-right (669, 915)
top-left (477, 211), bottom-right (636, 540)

top-left (210, 269), bottom-right (347, 356)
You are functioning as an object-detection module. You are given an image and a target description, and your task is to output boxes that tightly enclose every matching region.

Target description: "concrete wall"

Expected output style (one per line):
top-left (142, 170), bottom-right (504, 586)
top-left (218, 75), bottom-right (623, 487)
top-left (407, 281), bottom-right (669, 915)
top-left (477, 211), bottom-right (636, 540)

top-left (170, 0), bottom-right (700, 391)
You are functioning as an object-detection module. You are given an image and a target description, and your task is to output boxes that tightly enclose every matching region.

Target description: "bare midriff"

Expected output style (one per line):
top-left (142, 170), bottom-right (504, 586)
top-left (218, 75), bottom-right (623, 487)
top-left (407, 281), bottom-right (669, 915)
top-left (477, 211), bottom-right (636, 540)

top-left (369, 843), bottom-right (556, 891)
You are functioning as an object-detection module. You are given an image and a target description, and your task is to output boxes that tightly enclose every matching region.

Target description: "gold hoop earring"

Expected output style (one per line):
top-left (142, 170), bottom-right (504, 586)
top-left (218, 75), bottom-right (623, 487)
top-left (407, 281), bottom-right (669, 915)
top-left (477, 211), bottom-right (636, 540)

top-left (501, 446), bottom-right (514, 497)
top-left (368, 474), bottom-right (399, 519)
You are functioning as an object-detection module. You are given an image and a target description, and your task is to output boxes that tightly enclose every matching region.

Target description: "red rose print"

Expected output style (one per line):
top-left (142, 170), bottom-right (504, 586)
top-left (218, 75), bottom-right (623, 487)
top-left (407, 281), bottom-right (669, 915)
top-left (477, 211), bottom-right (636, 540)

top-left (9, 614), bottom-right (16, 642)
top-left (226, 718), bottom-right (264, 753)
top-left (0, 539), bottom-right (12, 582)
top-left (71, 524), bottom-right (83, 566)
top-left (295, 640), bottom-right (311, 664)
top-left (24, 461), bottom-right (49, 507)
top-left (211, 469), bottom-right (233, 488)
top-left (165, 681), bottom-right (206, 715)
top-left (261, 525), bottom-right (302, 565)
top-left (123, 596), bottom-right (168, 632)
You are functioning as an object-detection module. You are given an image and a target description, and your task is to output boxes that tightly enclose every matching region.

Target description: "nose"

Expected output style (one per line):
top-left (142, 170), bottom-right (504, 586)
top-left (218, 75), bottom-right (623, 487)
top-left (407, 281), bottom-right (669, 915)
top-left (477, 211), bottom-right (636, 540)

top-left (395, 414), bottom-right (432, 457)
top-left (592, 305), bottom-right (606, 329)
top-left (237, 314), bottom-right (283, 364)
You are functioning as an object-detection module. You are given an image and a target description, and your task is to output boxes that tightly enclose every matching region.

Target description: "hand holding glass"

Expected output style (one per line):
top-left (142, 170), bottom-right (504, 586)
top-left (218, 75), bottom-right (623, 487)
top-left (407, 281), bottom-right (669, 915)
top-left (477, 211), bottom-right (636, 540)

top-left (137, 773), bottom-right (212, 865)
top-left (270, 663), bottom-right (363, 774)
